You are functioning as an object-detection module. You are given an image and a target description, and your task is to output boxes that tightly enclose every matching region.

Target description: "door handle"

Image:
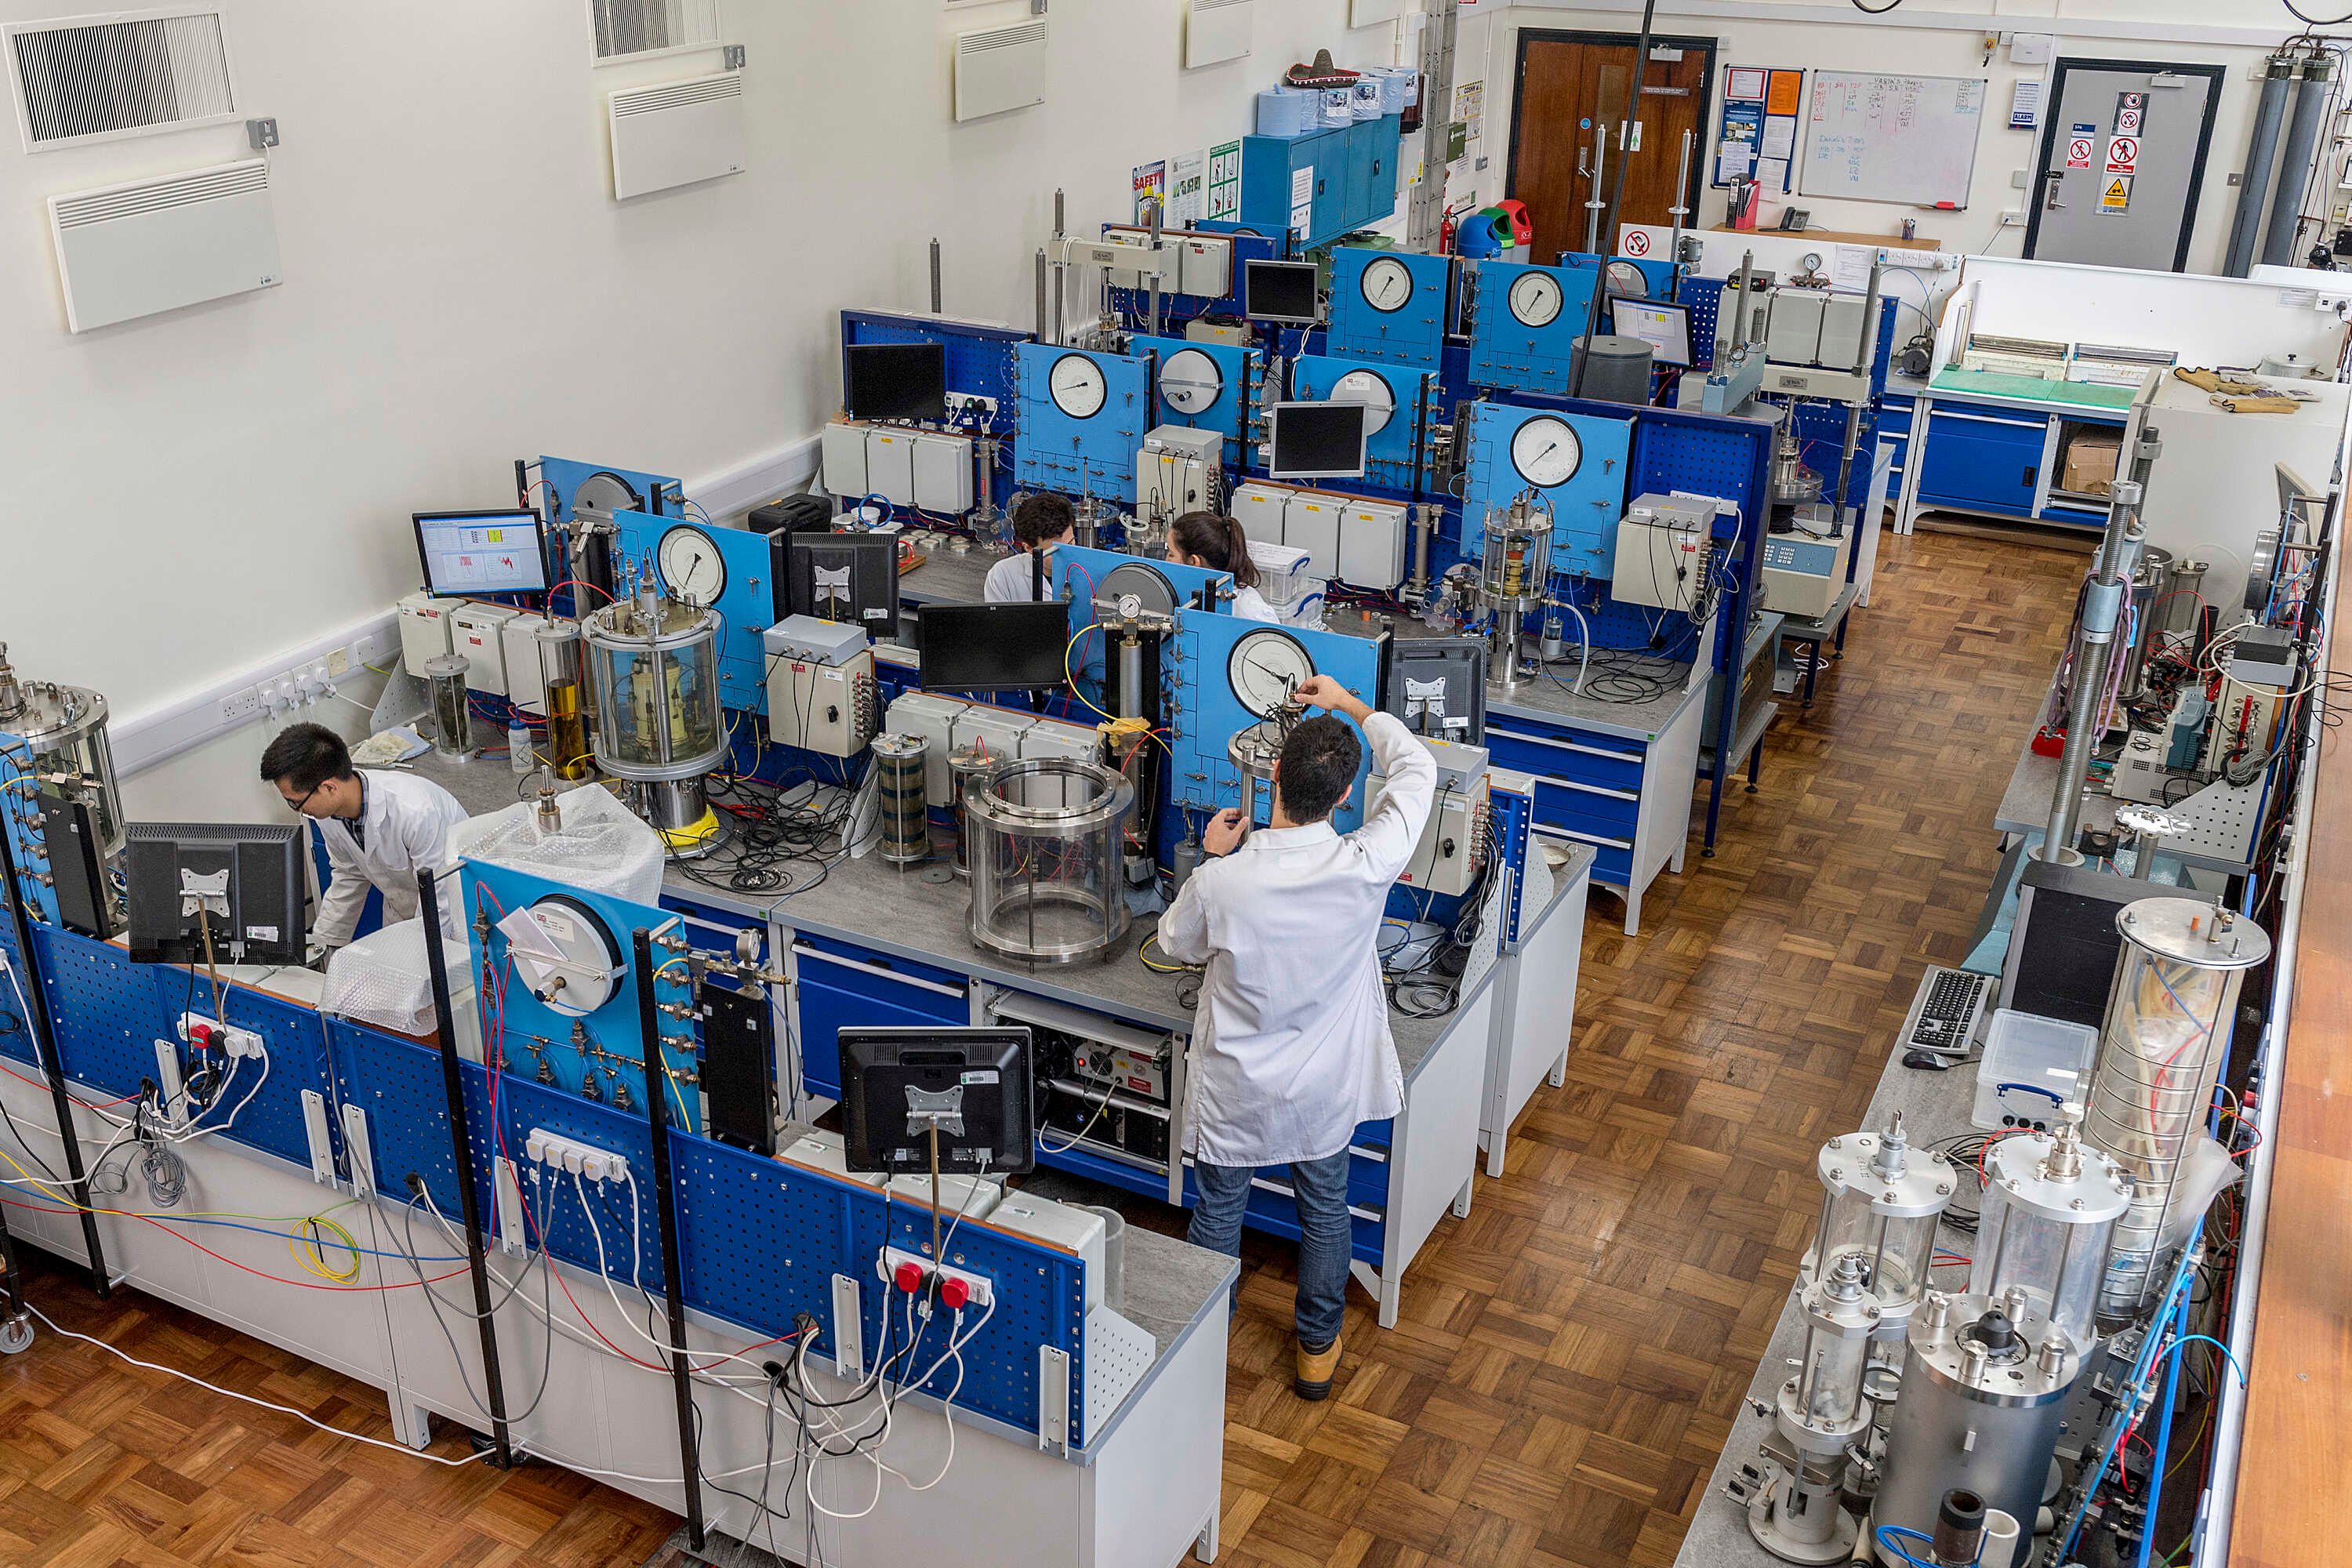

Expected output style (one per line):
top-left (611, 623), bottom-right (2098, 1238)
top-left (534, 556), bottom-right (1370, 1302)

top-left (2024, 465), bottom-right (2038, 489)
top-left (2043, 170), bottom-right (2067, 212)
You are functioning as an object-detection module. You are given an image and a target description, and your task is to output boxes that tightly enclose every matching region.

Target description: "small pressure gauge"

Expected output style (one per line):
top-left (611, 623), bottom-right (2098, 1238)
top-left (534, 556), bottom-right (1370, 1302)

top-left (657, 524), bottom-right (726, 603)
top-left (1359, 255), bottom-right (1414, 313)
top-left (1049, 352), bottom-right (1108, 419)
top-left (1508, 270), bottom-right (1564, 328)
top-left (1228, 627), bottom-right (1315, 719)
top-left (1801, 252), bottom-right (1825, 274)
top-left (1159, 348), bottom-right (1223, 416)
top-left (1328, 368), bottom-right (1396, 436)
top-left (1510, 416), bottom-right (1583, 489)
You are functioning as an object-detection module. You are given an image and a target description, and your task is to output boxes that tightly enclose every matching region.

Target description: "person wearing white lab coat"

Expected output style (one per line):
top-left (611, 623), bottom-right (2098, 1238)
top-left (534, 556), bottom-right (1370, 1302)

top-left (260, 723), bottom-right (470, 953)
top-left (1154, 675), bottom-right (1435, 1400)
top-left (1167, 510), bottom-right (1283, 622)
top-left (982, 492), bottom-right (1077, 602)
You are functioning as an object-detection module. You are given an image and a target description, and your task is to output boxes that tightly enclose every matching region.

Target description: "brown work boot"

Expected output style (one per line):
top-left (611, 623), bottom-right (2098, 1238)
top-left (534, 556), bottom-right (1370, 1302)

top-left (1294, 1337), bottom-right (1342, 1401)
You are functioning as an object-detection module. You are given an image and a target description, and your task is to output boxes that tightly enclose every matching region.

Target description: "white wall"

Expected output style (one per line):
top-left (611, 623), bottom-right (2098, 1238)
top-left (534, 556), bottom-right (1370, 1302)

top-left (1486, 0), bottom-right (2302, 274)
top-left (4, 0), bottom-right (1414, 755)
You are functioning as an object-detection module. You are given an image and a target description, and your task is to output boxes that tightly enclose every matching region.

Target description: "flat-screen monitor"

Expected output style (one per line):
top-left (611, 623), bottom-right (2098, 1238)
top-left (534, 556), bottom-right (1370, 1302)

top-left (1267, 401), bottom-right (1369, 481)
top-left (787, 531), bottom-right (902, 638)
top-left (916, 601), bottom-right (1072, 693)
top-left (125, 822), bottom-right (307, 966)
top-left (1382, 641), bottom-right (1488, 743)
top-left (1610, 297), bottom-right (1693, 368)
top-left (844, 343), bottom-right (948, 424)
top-left (1243, 259), bottom-right (1320, 325)
top-left (414, 510), bottom-right (550, 597)
top-left (840, 1027), bottom-right (1036, 1177)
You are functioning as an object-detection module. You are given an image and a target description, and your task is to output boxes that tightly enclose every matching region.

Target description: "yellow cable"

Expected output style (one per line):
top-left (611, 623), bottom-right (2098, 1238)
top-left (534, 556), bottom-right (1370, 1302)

top-left (289, 1214), bottom-right (364, 1283)
top-left (1064, 626), bottom-right (1120, 724)
top-left (1138, 932), bottom-right (1201, 975)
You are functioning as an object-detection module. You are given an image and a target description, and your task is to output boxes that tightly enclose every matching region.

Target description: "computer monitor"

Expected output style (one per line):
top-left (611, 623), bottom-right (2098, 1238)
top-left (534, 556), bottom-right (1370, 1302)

top-left (916, 601), bottom-right (1072, 693)
top-left (414, 510), bottom-right (551, 597)
top-left (839, 1027), bottom-right (1036, 1177)
top-left (124, 822), bottom-right (307, 967)
top-left (844, 343), bottom-right (948, 424)
top-left (1382, 641), bottom-right (1488, 743)
top-left (787, 531), bottom-right (902, 638)
top-left (1266, 401), bottom-right (1369, 481)
top-left (1610, 297), bottom-right (1693, 368)
top-left (1243, 259), bottom-right (1320, 325)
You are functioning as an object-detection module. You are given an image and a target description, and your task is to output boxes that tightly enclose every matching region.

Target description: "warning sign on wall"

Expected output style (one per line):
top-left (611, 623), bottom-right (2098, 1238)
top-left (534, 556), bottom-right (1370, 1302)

top-left (2116, 105), bottom-right (2143, 136)
top-left (2107, 136), bottom-right (2139, 175)
top-left (2067, 135), bottom-right (2095, 170)
top-left (2100, 175), bottom-right (2132, 215)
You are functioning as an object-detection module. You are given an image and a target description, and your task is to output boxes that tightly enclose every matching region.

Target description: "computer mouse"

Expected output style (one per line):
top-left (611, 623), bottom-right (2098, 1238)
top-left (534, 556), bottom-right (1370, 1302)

top-left (1902, 1050), bottom-right (1951, 1072)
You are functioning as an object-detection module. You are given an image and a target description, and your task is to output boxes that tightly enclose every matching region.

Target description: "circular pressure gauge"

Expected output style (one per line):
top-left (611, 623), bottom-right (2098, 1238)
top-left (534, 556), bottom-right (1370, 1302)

top-left (1359, 256), bottom-right (1414, 313)
top-left (1159, 349), bottom-right (1223, 416)
top-left (1228, 627), bottom-right (1316, 719)
top-left (1049, 353), bottom-right (1108, 419)
top-left (510, 895), bottom-right (623, 1018)
top-left (1327, 368), bottom-right (1396, 436)
top-left (1605, 260), bottom-right (1650, 298)
top-left (1508, 270), bottom-right (1564, 328)
top-left (657, 524), bottom-right (727, 603)
top-left (1511, 416), bottom-right (1584, 489)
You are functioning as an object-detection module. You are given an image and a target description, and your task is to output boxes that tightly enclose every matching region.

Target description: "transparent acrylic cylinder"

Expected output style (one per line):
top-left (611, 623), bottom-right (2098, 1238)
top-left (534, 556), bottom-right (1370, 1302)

top-left (1794, 1320), bottom-right (1870, 1434)
top-left (966, 759), bottom-right (1135, 966)
top-left (10, 683), bottom-right (125, 856)
top-left (1971, 1181), bottom-right (2117, 1353)
top-left (583, 602), bottom-right (725, 782)
top-left (1813, 1193), bottom-right (1936, 1316)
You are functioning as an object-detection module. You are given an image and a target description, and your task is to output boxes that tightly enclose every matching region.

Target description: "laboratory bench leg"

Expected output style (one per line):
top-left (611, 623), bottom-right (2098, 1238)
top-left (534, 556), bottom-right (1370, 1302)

top-left (1745, 737), bottom-right (1765, 793)
top-left (1479, 865), bottom-right (1590, 1180)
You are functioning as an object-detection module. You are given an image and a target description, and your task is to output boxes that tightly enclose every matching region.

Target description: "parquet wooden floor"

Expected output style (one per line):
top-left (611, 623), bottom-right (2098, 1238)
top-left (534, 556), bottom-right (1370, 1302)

top-left (0, 527), bottom-right (2082, 1568)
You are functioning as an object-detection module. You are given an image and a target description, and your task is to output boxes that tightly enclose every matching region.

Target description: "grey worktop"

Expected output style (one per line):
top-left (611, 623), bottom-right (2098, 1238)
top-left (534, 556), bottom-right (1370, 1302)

top-left (898, 546), bottom-right (1001, 606)
top-left (409, 753), bottom-right (1501, 1080)
top-left (1671, 1041), bottom-right (1985, 1568)
top-left (1348, 608), bottom-right (1710, 744)
top-left (1994, 676), bottom-right (2117, 842)
top-left (1017, 1169), bottom-right (1237, 1358)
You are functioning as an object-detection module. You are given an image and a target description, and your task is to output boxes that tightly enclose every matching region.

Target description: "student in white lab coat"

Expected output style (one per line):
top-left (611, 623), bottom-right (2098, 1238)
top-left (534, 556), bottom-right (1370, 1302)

top-left (1155, 675), bottom-right (1435, 1399)
top-left (259, 723), bottom-right (470, 954)
top-left (982, 492), bottom-right (1077, 602)
top-left (1167, 510), bottom-right (1283, 622)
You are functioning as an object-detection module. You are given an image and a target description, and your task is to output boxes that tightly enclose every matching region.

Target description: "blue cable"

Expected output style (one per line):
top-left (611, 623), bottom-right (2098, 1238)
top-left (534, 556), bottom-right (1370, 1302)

top-left (1873, 1525), bottom-right (1938, 1568)
top-left (82, 1209), bottom-right (467, 1265)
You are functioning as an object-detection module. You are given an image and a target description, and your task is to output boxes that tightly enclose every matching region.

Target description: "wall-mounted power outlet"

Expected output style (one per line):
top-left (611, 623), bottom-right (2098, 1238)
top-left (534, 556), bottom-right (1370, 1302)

top-left (948, 392), bottom-right (998, 422)
top-left (2000, 212), bottom-right (2027, 227)
top-left (879, 1245), bottom-right (996, 1308)
top-left (218, 688), bottom-right (263, 726)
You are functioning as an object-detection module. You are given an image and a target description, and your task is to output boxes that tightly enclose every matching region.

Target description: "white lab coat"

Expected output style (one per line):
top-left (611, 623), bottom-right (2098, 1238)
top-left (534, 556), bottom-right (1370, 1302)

top-left (983, 549), bottom-right (1056, 602)
top-left (1156, 712), bottom-right (1437, 1167)
top-left (313, 769), bottom-right (471, 948)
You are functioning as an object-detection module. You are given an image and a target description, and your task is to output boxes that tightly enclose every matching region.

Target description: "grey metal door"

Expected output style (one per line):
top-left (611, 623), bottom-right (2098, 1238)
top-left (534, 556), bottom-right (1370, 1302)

top-left (2024, 60), bottom-right (2222, 271)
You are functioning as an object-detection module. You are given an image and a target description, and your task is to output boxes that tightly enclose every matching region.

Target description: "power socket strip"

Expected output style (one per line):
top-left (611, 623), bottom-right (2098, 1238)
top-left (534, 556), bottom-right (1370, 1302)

top-left (877, 1245), bottom-right (995, 1308)
top-left (524, 1127), bottom-right (631, 1185)
top-left (177, 1012), bottom-right (263, 1060)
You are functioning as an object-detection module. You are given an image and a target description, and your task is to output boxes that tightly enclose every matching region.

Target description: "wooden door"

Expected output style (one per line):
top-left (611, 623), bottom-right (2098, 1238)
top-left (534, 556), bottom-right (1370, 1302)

top-left (1508, 31), bottom-right (1715, 267)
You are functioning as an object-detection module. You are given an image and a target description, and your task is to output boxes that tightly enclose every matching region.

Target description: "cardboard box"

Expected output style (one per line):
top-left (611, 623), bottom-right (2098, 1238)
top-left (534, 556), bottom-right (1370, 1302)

top-left (2060, 432), bottom-right (2123, 496)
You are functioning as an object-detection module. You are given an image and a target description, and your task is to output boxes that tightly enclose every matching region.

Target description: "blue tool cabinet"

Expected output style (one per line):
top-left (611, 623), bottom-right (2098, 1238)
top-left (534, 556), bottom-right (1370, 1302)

top-left (1238, 117), bottom-right (1401, 249)
top-left (1477, 714), bottom-right (1650, 891)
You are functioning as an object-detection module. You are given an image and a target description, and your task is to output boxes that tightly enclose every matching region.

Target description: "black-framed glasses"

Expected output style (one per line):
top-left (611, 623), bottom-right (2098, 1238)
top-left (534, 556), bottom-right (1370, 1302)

top-left (281, 782), bottom-right (322, 815)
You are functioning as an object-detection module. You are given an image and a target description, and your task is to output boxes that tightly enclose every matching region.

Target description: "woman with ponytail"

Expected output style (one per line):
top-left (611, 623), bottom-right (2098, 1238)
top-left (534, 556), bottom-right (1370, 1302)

top-left (1170, 510), bottom-right (1282, 622)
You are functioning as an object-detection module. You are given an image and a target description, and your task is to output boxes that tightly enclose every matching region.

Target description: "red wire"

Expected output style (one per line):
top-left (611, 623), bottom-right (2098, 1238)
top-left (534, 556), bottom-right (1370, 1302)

top-left (0, 1062), bottom-right (139, 1110)
top-left (548, 578), bottom-right (616, 604)
top-left (0, 1195), bottom-right (471, 1292)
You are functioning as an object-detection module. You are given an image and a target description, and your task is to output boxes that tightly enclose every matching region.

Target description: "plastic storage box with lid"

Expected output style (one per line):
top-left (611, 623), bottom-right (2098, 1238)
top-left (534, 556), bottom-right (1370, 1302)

top-left (1973, 1008), bottom-right (2099, 1132)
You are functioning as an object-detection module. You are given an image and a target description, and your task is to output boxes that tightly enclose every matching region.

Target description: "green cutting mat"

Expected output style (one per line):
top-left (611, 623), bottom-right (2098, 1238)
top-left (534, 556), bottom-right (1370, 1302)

top-left (1928, 368), bottom-right (2139, 410)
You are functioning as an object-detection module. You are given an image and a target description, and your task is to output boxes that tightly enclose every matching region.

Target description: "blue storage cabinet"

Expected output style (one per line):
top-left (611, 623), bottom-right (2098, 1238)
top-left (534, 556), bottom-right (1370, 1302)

top-left (786, 931), bottom-right (970, 1101)
top-left (1240, 116), bottom-right (1400, 247)
top-left (1476, 712), bottom-right (1650, 893)
top-left (1915, 404), bottom-right (2046, 518)
top-left (1878, 395), bottom-right (1915, 500)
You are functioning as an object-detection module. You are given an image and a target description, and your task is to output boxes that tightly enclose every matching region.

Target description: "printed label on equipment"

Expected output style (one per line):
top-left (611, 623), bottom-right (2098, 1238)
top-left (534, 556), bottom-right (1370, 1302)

top-left (961, 1069), bottom-right (1000, 1085)
top-left (246, 924), bottom-right (278, 941)
top-left (535, 909), bottom-right (576, 943)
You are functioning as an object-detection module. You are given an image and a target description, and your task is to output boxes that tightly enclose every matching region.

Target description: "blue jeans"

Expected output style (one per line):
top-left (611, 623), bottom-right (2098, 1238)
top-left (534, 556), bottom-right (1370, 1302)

top-left (1188, 1151), bottom-right (1352, 1351)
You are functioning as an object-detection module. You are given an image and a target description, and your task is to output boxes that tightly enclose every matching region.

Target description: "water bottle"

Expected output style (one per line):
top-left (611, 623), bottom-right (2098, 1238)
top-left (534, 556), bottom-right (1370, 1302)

top-left (508, 719), bottom-right (532, 775)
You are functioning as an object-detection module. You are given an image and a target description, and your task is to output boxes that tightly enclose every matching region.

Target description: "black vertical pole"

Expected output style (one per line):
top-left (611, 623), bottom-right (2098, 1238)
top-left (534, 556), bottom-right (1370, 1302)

top-left (419, 868), bottom-right (513, 1468)
top-left (633, 928), bottom-right (706, 1552)
top-left (0, 800), bottom-right (109, 1297)
top-left (1568, 0), bottom-right (1660, 399)
top-left (0, 1176), bottom-right (30, 1348)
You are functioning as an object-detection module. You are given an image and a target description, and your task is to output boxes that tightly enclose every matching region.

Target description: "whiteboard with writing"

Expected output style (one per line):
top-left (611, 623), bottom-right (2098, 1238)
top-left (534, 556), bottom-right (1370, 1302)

top-left (1800, 72), bottom-right (1986, 207)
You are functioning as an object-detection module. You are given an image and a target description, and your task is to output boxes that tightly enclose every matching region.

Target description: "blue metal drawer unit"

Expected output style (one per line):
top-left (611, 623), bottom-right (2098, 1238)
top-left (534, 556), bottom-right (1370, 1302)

top-left (1238, 116), bottom-right (1399, 247)
top-left (789, 932), bottom-right (969, 1100)
top-left (1479, 714), bottom-right (1647, 890)
top-left (1915, 405), bottom-right (2046, 517)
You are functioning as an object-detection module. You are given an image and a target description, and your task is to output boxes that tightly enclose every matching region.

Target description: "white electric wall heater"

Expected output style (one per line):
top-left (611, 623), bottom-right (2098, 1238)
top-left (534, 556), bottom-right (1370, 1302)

top-left (1185, 0), bottom-right (1253, 69)
top-left (608, 68), bottom-right (746, 199)
top-left (953, 19), bottom-right (1047, 122)
top-left (47, 157), bottom-right (280, 333)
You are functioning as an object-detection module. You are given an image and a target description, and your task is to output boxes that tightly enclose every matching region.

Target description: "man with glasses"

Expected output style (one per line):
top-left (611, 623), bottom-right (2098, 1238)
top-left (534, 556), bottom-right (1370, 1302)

top-left (259, 722), bottom-right (470, 956)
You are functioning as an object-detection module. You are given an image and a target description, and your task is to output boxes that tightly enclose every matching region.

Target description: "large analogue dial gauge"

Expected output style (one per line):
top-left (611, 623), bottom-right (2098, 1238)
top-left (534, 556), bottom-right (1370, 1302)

top-left (1605, 260), bottom-right (1649, 298)
top-left (657, 524), bottom-right (727, 603)
top-left (1159, 348), bottom-right (1223, 416)
top-left (1049, 353), bottom-right (1108, 419)
top-left (1508, 270), bottom-right (1564, 328)
top-left (1328, 368), bottom-right (1396, 437)
top-left (1510, 416), bottom-right (1583, 488)
top-left (1359, 255), bottom-right (1414, 313)
top-left (1227, 628), bottom-right (1316, 719)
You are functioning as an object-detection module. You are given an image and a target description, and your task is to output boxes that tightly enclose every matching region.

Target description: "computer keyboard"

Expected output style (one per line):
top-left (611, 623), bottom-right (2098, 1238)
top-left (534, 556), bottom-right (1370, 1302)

top-left (1899, 965), bottom-right (1992, 1059)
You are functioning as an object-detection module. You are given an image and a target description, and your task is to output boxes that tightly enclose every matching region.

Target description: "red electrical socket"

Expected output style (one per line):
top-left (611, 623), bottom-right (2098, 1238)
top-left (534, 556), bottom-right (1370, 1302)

top-left (892, 1260), bottom-right (927, 1294)
top-left (938, 1276), bottom-right (970, 1312)
top-left (187, 1022), bottom-right (216, 1049)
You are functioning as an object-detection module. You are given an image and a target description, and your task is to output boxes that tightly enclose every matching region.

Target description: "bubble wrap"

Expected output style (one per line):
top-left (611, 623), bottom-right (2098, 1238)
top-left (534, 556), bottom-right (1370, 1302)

top-left (448, 784), bottom-right (666, 906)
top-left (321, 919), bottom-right (474, 1036)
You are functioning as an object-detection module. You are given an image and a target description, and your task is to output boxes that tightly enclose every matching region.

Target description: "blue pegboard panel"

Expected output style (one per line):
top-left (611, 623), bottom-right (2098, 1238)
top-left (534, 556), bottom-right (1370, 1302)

top-left (1127, 334), bottom-right (1261, 462)
top-left (840, 311), bottom-right (1025, 440)
top-left (1326, 248), bottom-right (1454, 368)
top-left (604, 508), bottom-right (782, 713)
top-left (1465, 260), bottom-right (1606, 397)
top-left (1289, 354), bottom-right (1436, 496)
top-left (1683, 278), bottom-right (1726, 371)
top-left (459, 861), bottom-right (702, 1134)
top-left (1015, 343), bottom-right (1156, 505)
top-left (1164, 612), bottom-right (1382, 830)
top-left (1457, 401), bottom-right (1636, 574)
top-left (33, 924), bottom-right (336, 1171)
